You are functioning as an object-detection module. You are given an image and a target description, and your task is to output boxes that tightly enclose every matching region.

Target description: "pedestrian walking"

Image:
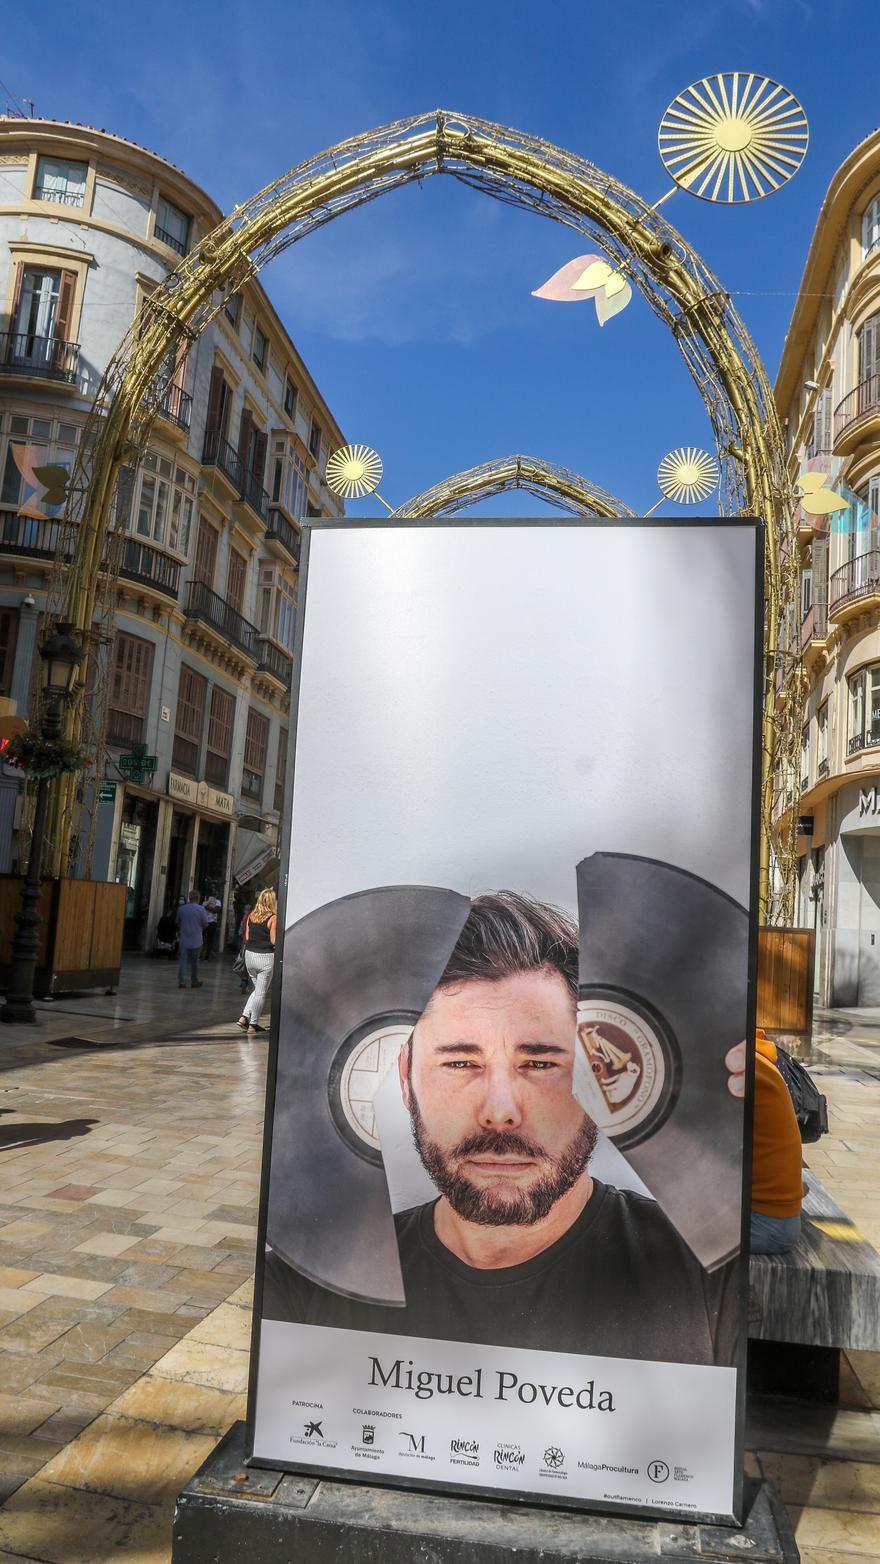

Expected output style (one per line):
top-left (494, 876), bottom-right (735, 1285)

top-left (203, 891), bottom-right (222, 961)
top-left (177, 890), bottom-right (210, 989)
top-left (237, 889), bottom-right (276, 1035)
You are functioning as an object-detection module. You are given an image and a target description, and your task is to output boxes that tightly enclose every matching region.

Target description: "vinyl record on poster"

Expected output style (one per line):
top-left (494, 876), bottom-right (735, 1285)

top-left (267, 884), bottom-right (470, 1306)
top-left (575, 853), bottom-right (748, 1271)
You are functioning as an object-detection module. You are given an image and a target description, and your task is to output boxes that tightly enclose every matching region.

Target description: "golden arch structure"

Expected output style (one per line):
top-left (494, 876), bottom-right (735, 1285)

top-left (395, 456), bottom-right (636, 519)
top-left (53, 109), bottom-right (799, 916)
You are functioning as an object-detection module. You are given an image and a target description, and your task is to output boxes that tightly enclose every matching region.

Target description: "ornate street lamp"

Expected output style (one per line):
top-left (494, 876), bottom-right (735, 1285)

top-left (1, 623), bottom-right (82, 1025)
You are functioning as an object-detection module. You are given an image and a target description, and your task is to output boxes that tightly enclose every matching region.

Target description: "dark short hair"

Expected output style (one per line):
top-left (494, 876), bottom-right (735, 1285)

top-left (437, 891), bottom-right (578, 1000)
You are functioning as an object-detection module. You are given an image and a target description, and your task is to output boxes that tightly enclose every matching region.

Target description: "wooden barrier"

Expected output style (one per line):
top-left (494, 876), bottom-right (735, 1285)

top-left (757, 926), bottom-right (815, 1038)
top-left (0, 876), bottom-right (126, 997)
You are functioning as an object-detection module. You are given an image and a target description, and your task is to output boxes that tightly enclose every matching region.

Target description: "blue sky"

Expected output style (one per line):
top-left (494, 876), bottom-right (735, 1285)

top-left (3, 0), bottom-right (877, 514)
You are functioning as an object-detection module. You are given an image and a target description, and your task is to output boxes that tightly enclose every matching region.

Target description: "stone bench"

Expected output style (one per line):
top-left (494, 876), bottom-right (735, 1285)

top-left (748, 1168), bottom-right (880, 1399)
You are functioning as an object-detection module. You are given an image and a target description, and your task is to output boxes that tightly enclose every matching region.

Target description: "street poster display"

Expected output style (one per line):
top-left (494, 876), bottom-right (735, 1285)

top-left (247, 520), bottom-right (761, 1526)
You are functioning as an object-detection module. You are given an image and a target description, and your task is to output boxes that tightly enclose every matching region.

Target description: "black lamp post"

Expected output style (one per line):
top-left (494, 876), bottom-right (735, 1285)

top-left (1, 623), bottom-right (81, 1025)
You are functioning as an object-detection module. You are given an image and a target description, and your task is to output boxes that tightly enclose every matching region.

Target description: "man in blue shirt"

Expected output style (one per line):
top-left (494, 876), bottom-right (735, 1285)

top-left (176, 891), bottom-right (209, 989)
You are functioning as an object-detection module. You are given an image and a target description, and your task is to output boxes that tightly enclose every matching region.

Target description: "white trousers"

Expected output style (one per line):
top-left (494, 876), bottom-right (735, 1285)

top-left (243, 950), bottom-right (274, 1025)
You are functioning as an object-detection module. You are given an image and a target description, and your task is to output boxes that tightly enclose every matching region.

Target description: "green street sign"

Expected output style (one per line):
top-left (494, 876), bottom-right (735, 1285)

top-left (98, 782), bottom-right (116, 803)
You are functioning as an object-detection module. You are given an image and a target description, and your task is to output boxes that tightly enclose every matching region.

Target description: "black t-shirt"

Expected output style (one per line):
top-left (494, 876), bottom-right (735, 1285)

top-left (262, 1180), bottom-right (737, 1367)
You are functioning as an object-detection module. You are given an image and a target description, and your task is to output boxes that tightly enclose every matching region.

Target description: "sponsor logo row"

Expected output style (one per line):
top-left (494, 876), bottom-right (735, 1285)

top-left (292, 1419), bottom-right (675, 1484)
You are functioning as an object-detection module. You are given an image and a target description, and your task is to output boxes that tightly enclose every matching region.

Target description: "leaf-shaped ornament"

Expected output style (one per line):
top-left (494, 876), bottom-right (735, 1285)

top-left (799, 487), bottom-right (849, 516)
top-left (532, 255), bottom-right (605, 302)
top-left (572, 259), bottom-right (614, 295)
top-left (33, 464), bottom-right (70, 505)
top-left (595, 278), bottom-right (633, 326)
top-left (797, 471), bottom-right (830, 495)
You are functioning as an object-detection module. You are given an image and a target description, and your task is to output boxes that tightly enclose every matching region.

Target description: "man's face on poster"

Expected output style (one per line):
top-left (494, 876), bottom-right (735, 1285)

top-left (398, 969), bottom-right (596, 1226)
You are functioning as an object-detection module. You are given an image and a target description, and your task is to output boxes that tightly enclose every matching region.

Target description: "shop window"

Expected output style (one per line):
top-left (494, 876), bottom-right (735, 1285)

top-left (34, 156), bottom-right (87, 207)
top-left (847, 664), bottom-right (880, 755)
top-left (242, 707), bottom-right (269, 801)
top-left (274, 727), bottom-right (288, 813)
top-left (205, 685), bottom-right (234, 789)
top-left (107, 632), bottom-right (154, 748)
top-left (0, 607), bottom-right (18, 696)
top-left (155, 195), bottom-right (190, 256)
top-left (173, 663), bottom-right (206, 776)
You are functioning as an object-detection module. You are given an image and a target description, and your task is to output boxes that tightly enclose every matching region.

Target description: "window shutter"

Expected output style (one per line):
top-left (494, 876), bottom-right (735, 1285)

top-left (861, 316), bottom-right (880, 383)
top-left (194, 517), bottom-right (218, 587)
top-left (238, 408), bottom-right (253, 470)
top-left (54, 270), bottom-right (76, 342)
top-left (819, 388), bottom-right (832, 453)
top-left (226, 548), bottom-right (246, 611)
top-left (253, 429), bottom-right (267, 484)
top-left (206, 366), bottom-right (225, 432)
top-left (9, 266), bottom-right (24, 331)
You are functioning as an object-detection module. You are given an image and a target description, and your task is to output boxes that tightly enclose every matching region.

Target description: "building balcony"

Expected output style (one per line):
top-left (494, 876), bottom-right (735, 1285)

top-left (119, 536), bottom-right (181, 601)
top-left (818, 756), bottom-right (829, 779)
top-left (264, 507), bottom-right (301, 566)
top-left (184, 579), bottom-right (258, 659)
top-left (0, 331), bottom-right (79, 385)
top-left (801, 602), bottom-right (828, 651)
top-left (834, 375), bottom-right (880, 455)
top-left (202, 428), bottom-right (244, 495)
top-left (0, 510), bottom-right (71, 561)
top-left (256, 636), bottom-right (293, 686)
top-left (829, 549), bottom-right (880, 623)
top-left (241, 466), bottom-right (270, 525)
top-left (156, 382), bottom-right (192, 434)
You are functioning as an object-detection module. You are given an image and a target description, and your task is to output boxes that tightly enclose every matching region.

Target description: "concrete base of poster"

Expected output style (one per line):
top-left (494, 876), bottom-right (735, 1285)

top-left (172, 1423), bottom-right (799, 1563)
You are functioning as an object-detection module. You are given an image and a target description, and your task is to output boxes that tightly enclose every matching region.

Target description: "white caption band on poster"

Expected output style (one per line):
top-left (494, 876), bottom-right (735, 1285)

top-left (254, 1320), bottom-right (737, 1516)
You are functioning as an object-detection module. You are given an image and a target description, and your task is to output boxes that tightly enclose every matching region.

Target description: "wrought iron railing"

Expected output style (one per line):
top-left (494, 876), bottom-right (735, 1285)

top-left (155, 223), bottom-right (188, 255)
top-left (257, 636), bottom-right (293, 684)
top-left (849, 734), bottom-right (866, 756)
top-left (120, 537), bottom-right (181, 599)
top-left (241, 465), bottom-right (270, 523)
top-left (834, 375), bottom-right (880, 442)
top-left (801, 601), bottom-right (828, 648)
top-left (830, 549), bottom-right (880, 612)
top-left (818, 756), bottom-right (829, 778)
top-left (0, 331), bottom-right (79, 383)
top-left (184, 579), bottom-right (258, 657)
top-left (202, 428), bottom-right (244, 490)
top-left (157, 382), bottom-right (193, 432)
top-left (35, 185), bottom-right (85, 206)
top-left (265, 506), bottom-right (301, 564)
top-left (0, 511), bottom-right (69, 559)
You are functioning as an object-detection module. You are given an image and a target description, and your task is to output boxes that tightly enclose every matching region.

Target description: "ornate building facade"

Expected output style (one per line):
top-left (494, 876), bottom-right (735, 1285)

top-left (0, 118), bottom-right (344, 949)
top-left (777, 128), bottom-right (880, 1005)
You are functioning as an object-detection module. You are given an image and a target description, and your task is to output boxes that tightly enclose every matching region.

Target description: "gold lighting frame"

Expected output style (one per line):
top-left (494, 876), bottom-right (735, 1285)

top-left (395, 455), bottom-right (636, 519)
top-left (46, 109), bottom-right (800, 917)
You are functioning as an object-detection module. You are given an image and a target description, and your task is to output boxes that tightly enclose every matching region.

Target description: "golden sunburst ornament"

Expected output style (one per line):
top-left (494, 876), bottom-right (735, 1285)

top-left (325, 443), bottom-right (384, 499)
top-left (657, 448), bottom-right (720, 506)
top-left (658, 73), bottom-right (809, 204)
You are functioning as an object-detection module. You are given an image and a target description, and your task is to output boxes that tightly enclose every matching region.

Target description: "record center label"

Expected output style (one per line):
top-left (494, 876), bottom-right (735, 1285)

top-left (337, 1023), bottom-right (413, 1152)
top-left (575, 998), bottom-right (670, 1141)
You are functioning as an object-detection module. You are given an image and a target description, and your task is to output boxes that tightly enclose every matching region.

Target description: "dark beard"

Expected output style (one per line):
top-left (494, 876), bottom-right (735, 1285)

top-left (408, 1090), bottom-right (597, 1227)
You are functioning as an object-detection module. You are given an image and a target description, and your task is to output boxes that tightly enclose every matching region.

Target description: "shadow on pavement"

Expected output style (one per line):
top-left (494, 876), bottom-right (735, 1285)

top-left (0, 1108), bottom-right (98, 1151)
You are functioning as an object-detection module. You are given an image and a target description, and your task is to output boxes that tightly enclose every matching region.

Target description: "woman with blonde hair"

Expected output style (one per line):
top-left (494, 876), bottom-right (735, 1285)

top-left (237, 888), bottom-right (276, 1035)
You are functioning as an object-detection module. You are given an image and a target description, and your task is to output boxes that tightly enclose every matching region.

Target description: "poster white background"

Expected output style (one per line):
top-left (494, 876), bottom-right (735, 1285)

top-left (286, 524), bottom-right (756, 923)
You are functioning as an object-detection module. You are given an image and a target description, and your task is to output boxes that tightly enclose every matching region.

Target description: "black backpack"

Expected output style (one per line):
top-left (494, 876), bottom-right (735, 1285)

top-left (773, 1046), bottom-right (829, 1144)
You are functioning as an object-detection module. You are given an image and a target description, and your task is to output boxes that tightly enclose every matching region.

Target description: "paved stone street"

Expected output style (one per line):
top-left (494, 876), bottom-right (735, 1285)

top-left (0, 969), bottom-right (877, 1561)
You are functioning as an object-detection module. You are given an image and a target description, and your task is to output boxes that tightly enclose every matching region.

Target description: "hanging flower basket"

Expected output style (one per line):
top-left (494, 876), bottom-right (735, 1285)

top-left (3, 731), bottom-right (88, 779)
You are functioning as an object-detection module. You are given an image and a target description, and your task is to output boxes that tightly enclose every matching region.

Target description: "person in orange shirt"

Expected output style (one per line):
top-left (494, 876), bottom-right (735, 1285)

top-left (726, 1030), bottom-right (803, 1254)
